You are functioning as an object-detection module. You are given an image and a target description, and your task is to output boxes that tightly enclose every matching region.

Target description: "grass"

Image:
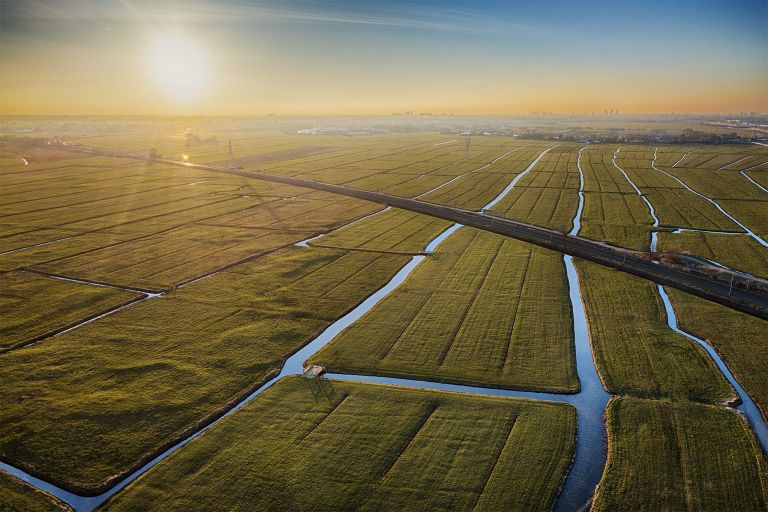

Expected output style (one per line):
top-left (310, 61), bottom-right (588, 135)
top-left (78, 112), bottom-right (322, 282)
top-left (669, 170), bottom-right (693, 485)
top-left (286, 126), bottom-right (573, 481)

top-left (415, 144), bottom-right (554, 210)
top-left (579, 191), bottom-right (653, 250)
top-left (658, 231), bottom-right (768, 279)
top-left (0, 272), bottom-right (138, 349)
top-left (35, 225), bottom-right (311, 290)
top-left (575, 261), bottom-right (733, 402)
top-left (643, 188), bottom-right (741, 231)
top-left (311, 208), bottom-right (452, 254)
top-left (666, 288), bottom-right (768, 422)
top-left (488, 146), bottom-right (581, 230)
top-left (0, 472), bottom-right (71, 512)
top-left (103, 376), bottom-right (577, 512)
top-left (593, 396), bottom-right (768, 511)
top-left (0, 246), bottom-right (408, 492)
top-left (310, 228), bottom-right (578, 392)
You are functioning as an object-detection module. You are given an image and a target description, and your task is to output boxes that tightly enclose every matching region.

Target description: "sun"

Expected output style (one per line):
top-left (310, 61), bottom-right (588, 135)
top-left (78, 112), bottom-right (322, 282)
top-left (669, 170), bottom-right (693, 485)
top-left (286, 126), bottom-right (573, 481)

top-left (146, 32), bottom-right (211, 105)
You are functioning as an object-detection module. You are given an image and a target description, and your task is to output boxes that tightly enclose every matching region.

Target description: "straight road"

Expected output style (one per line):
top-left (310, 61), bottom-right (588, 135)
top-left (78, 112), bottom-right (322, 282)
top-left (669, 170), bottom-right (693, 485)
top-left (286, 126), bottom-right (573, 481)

top-left (68, 146), bottom-right (768, 320)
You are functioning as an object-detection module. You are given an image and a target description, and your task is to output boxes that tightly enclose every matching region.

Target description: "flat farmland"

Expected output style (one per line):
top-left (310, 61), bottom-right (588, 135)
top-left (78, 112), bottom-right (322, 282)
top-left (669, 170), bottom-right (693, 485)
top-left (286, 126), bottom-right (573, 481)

top-left (655, 162), bottom-right (768, 239)
top-left (643, 188), bottom-right (741, 231)
top-left (34, 224), bottom-right (311, 290)
top-left (578, 146), bottom-right (655, 250)
top-left (0, 246), bottom-right (408, 492)
top-left (579, 191), bottom-right (652, 250)
top-left (0, 472), bottom-right (70, 512)
top-left (666, 288), bottom-right (768, 421)
top-left (417, 143), bottom-right (556, 210)
top-left (488, 145), bottom-right (581, 230)
top-left (0, 272), bottom-right (138, 350)
top-left (658, 231), bottom-right (768, 278)
top-left (311, 208), bottom-right (452, 254)
top-left (3, 133), bottom-right (768, 512)
top-left (104, 377), bottom-right (577, 512)
top-left (311, 228), bottom-right (578, 392)
top-left (593, 397), bottom-right (767, 511)
top-left (579, 146), bottom-right (635, 193)
top-left (198, 191), bottom-right (382, 232)
top-left (575, 261), bottom-right (733, 402)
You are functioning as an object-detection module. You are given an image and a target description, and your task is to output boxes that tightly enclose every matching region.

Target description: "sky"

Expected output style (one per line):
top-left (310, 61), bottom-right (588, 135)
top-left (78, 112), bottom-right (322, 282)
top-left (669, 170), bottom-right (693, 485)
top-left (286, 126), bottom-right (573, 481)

top-left (1, 0), bottom-right (766, 115)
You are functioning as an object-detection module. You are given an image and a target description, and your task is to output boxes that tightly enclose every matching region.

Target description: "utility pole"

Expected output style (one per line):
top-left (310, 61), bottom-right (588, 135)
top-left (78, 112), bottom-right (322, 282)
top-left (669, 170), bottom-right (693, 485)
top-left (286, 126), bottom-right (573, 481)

top-left (228, 140), bottom-right (235, 169)
top-left (464, 133), bottom-right (471, 154)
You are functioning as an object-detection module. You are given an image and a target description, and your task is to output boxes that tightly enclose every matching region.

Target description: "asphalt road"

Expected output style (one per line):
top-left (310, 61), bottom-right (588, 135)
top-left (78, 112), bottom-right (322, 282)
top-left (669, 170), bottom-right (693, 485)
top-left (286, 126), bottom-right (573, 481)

top-left (68, 147), bottom-right (768, 321)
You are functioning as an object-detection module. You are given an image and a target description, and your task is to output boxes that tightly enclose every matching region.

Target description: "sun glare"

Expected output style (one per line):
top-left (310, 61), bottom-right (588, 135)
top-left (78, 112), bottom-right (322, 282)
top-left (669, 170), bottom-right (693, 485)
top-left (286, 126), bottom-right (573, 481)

top-left (146, 33), bottom-right (211, 104)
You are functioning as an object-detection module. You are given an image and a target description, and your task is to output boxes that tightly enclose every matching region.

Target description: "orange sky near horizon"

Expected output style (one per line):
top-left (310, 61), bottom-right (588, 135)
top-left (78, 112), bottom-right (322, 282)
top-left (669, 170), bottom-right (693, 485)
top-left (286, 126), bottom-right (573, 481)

top-left (2, 1), bottom-right (766, 116)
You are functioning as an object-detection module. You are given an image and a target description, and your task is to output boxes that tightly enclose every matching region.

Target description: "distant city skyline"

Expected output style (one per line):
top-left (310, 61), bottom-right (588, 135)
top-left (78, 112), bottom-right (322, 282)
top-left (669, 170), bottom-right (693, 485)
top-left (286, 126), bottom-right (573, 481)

top-left (1, 0), bottom-right (766, 115)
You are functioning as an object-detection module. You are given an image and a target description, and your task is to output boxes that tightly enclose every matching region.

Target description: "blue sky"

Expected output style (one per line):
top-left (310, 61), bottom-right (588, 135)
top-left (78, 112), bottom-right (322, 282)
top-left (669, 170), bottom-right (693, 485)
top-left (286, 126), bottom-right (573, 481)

top-left (2, 0), bottom-right (766, 114)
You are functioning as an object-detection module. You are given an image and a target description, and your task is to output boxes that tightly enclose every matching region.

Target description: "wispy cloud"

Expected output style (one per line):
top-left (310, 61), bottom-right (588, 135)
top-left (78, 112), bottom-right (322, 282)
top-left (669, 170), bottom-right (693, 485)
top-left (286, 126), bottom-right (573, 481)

top-left (5, 0), bottom-right (555, 38)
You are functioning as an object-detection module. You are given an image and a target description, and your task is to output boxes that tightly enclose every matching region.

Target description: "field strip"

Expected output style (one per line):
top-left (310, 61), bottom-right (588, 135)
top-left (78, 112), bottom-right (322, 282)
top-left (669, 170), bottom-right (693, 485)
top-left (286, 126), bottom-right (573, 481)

top-left (612, 146), bottom-right (659, 251)
top-left (482, 145), bottom-right (559, 209)
top-left (554, 145), bottom-right (611, 511)
top-left (0, 234), bottom-right (78, 256)
top-left (658, 286), bottom-right (768, 452)
top-left (742, 161), bottom-right (768, 171)
top-left (40, 143), bottom-right (768, 320)
top-left (0, 145), bottom-right (608, 512)
top-left (672, 152), bottom-right (688, 168)
top-left (651, 148), bottom-right (768, 248)
top-left (415, 146), bottom-right (525, 199)
top-left (22, 268), bottom-right (161, 295)
top-left (173, 239), bottom-right (313, 287)
top-left (671, 228), bottom-right (744, 235)
top-left (716, 155), bottom-right (751, 170)
top-left (298, 146), bottom-right (521, 249)
top-left (432, 139), bottom-right (457, 146)
top-left (0, 294), bottom-right (148, 354)
top-left (615, 151), bottom-right (768, 438)
top-left (741, 170), bottom-right (768, 194)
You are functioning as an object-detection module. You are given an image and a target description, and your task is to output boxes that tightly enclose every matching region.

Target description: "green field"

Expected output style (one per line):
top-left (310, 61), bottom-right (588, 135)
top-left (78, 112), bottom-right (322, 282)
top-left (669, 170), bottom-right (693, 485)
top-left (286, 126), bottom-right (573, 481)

top-left (488, 145), bottom-right (581, 231)
top-left (311, 208), bottom-right (451, 254)
top-left (103, 376), bottom-right (577, 512)
top-left (0, 472), bottom-right (70, 512)
top-left (579, 191), bottom-right (653, 250)
top-left (593, 396), bottom-right (768, 511)
top-left (3, 133), bottom-right (768, 510)
top-left (0, 272), bottom-right (138, 350)
top-left (576, 261), bottom-right (733, 402)
top-left (658, 231), bottom-right (768, 278)
top-left (0, 246), bottom-right (407, 492)
top-left (35, 225), bottom-right (310, 290)
top-left (666, 288), bottom-right (768, 422)
top-left (311, 228), bottom-right (577, 392)
top-left (417, 144), bottom-right (553, 210)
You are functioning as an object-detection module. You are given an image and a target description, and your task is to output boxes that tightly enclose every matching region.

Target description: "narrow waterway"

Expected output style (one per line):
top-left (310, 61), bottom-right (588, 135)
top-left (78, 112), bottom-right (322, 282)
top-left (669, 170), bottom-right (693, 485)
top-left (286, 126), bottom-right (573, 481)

top-left (612, 147), bottom-right (660, 251)
top-left (652, 148), bottom-right (768, 248)
top-left (658, 286), bottom-right (768, 453)
top-left (415, 145), bottom-right (524, 199)
top-left (716, 155), bottom-right (750, 170)
top-left (672, 152), bottom-right (688, 168)
top-left (0, 145), bottom-right (605, 511)
top-left (670, 228), bottom-right (744, 235)
top-left (483, 144), bottom-right (558, 209)
top-left (622, 149), bottom-right (768, 454)
top-left (0, 235), bottom-right (77, 256)
top-left (741, 170), bottom-right (768, 194)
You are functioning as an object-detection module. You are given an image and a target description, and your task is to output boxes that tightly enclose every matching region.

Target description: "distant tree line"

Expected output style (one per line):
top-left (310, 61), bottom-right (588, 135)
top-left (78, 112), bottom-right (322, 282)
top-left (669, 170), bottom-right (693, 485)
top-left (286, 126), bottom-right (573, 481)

top-left (185, 132), bottom-right (218, 147)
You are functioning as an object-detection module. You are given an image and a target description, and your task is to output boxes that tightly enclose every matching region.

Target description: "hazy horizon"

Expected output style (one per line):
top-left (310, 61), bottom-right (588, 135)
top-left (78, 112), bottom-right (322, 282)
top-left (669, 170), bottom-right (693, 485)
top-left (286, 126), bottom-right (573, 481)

top-left (1, 0), bottom-right (767, 116)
